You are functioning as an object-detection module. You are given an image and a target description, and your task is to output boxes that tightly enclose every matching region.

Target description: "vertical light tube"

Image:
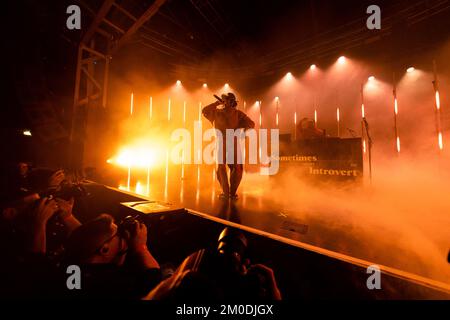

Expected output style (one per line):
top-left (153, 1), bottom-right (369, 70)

top-left (164, 149), bottom-right (169, 200)
top-left (294, 110), bottom-right (297, 141)
top-left (127, 166), bottom-right (131, 191)
top-left (149, 96), bottom-right (153, 120)
top-left (130, 93), bottom-right (134, 115)
top-left (337, 107), bottom-right (340, 137)
top-left (196, 165), bottom-right (200, 206)
top-left (275, 98), bottom-right (279, 127)
top-left (146, 166), bottom-right (150, 195)
top-left (393, 73), bottom-right (401, 154)
top-left (259, 101), bottom-right (262, 127)
top-left (360, 83), bottom-right (366, 154)
top-left (211, 167), bottom-right (215, 205)
top-left (181, 150), bottom-right (185, 179)
top-left (183, 101), bottom-right (187, 124)
top-left (433, 61), bottom-right (444, 151)
top-left (168, 98), bottom-right (171, 121)
top-left (394, 95), bottom-right (400, 154)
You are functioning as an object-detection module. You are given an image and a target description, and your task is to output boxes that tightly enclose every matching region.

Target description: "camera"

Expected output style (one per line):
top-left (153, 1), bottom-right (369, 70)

top-left (117, 214), bottom-right (143, 238)
top-left (39, 181), bottom-right (87, 200)
top-left (215, 227), bottom-right (248, 275)
top-left (186, 227), bottom-right (275, 299)
top-left (32, 167), bottom-right (88, 200)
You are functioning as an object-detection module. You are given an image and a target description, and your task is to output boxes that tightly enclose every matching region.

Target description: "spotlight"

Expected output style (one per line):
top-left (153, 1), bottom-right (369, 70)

top-left (176, 80), bottom-right (182, 86)
top-left (407, 67), bottom-right (415, 73)
top-left (203, 83), bottom-right (207, 88)
top-left (275, 96), bottom-right (279, 101)
top-left (284, 72), bottom-right (293, 80)
top-left (310, 64), bottom-right (316, 70)
top-left (23, 130), bottom-right (32, 136)
top-left (224, 83), bottom-right (229, 88)
top-left (338, 56), bottom-right (346, 64)
top-left (368, 76), bottom-right (375, 81)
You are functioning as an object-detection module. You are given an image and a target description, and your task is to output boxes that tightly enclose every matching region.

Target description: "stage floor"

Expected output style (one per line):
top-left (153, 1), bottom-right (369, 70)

top-left (109, 164), bottom-right (450, 289)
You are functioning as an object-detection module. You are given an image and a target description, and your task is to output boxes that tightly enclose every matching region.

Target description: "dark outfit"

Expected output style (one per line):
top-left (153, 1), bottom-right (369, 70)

top-left (0, 253), bottom-right (63, 299)
top-left (202, 103), bottom-right (255, 196)
top-left (295, 119), bottom-right (325, 139)
top-left (62, 263), bottom-right (161, 299)
top-left (147, 249), bottom-right (274, 300)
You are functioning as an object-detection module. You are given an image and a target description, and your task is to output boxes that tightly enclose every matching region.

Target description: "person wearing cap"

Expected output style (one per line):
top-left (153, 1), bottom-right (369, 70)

top-left (202, 93), bottom-right (255, 200)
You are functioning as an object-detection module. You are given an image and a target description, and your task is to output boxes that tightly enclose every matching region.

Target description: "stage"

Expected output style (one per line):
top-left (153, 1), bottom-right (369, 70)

top-left (101, 161), bottom-right (450, 294)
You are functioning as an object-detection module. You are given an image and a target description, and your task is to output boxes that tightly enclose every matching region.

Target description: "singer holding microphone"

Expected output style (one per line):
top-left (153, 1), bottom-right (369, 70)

top-left (202, 93), bottom-right (255, 200)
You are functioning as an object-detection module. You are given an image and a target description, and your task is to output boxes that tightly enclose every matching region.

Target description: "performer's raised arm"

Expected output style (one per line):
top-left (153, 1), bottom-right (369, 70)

top-left (202, 101), bottom-right (222, 123)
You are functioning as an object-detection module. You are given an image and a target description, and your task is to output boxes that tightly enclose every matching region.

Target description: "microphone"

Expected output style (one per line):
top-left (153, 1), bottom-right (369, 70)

top-left (213, 94), bottom-right (223, 103)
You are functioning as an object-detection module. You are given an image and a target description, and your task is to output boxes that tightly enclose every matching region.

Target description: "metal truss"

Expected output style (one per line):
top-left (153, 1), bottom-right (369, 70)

top-left (70, 0), bottom-right (166, 170)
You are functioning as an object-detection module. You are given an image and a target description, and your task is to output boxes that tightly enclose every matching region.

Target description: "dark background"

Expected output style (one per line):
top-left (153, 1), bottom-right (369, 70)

top-left (3, 0), bottom-right (450, 167)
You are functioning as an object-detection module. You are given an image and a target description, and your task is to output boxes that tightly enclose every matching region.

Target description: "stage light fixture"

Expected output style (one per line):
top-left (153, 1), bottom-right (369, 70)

top-left (176, 80), bottom-right (182, 86)
top-left (407, 67), bottom-right (415, 73)
top-left (368, 76), bottom-right (375, 81)
top-left (284, 72), bottom-right (293, 81)
top-left (310, 64), bottom-right (316, 70)
top-left (338, 56), bottom-right (346, 64)
top-left (203, 83), bottom-right (207, 88)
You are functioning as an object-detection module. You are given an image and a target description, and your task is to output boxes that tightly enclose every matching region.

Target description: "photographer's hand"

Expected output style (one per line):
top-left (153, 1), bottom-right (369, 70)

top-left (128, 221), bottom-right (147, 250)
top-left (247, 264), bottom-right (282, 300)
top-left (55, 197), bottom-right (81, 233)
top-left (129, 222), bottom-right (160, 270)
top-left (22, 193), bottom-right (40, 204)
top-left (55, 197), bottom-right (73, 216)
top-left (48, 169), bottom-right (65, 188)
top-left (34, 197), bottom-right (59, 225)
top-left (30, 197), bottom-right (59, 254)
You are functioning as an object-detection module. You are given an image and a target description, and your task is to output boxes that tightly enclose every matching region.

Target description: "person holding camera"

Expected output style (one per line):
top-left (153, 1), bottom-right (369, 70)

top-left (62, 214), bottom-right (161, 299)
top-left (0, 196), bottom-right (81, 298)
top-left (144, 227), bottom-right (281, 301)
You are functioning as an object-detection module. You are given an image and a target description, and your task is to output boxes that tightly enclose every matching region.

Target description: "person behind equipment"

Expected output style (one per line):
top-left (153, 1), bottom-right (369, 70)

top-left (296, 117), bottom-right (326, 139)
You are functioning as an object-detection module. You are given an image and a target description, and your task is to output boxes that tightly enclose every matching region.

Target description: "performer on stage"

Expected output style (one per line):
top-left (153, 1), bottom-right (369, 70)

top-left (202, 93), bottom-right (255, 200)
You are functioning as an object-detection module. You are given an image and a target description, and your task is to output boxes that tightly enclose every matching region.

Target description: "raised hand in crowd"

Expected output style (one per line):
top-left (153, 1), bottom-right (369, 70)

top-left (55, 197), bottom-right (81, 234)
top-left (29, 197), bottom-right (59, 254)
top-left (47, 169), bottom-right (65, 189)
top-left (126, 221), bottom-right (160, 271)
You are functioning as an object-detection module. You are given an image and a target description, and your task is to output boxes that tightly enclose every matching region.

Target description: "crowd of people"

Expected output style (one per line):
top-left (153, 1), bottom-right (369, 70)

top-left (0, 161), bottom-right (282, 300)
